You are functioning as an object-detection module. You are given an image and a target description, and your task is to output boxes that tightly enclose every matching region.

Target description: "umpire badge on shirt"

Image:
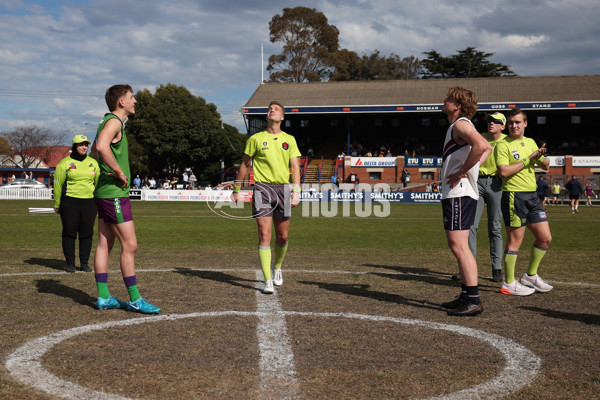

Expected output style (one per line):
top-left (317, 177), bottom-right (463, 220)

top-left (511, 149), bottom-right (520, 160)
top-left (68, 162), bottom-right (76, 170)
top-left (282, 142), bottom-right (289, 150)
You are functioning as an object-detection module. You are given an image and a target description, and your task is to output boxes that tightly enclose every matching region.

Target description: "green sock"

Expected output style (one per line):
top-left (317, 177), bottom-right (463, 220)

top-left (124, 275), bottom-right (141, 302)
top-left (258, 246), bottom-right (272, 281)
top-left (127, 285), bottom-right (141, 302)
top-left (503, 251), bottom-right (518, 284)
top-left (273, 241), bottom-right (288, 270)
top-left (527, 246), bottom-right (548, 276)
top-left (97, 282), bottom-right (110, 300)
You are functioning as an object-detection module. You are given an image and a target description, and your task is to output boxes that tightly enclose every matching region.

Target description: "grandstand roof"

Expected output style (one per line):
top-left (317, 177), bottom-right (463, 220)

top-left (243, 75), bottom-right (600, 110)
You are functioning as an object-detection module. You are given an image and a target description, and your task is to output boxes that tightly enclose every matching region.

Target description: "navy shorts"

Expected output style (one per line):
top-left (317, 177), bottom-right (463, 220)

top-left (501, 191), bottom-right (548, 228)
top-left (252, 182), bottom-right (291, 220)
top-left (442, 196), bottom-right (477, 231)
top-left (95, 197), bottom-right (133, 224)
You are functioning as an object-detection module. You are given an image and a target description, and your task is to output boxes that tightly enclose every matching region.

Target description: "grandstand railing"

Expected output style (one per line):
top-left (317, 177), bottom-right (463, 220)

top-left (0, 188), bottom-right (52, 200)
top-left (317, 156), bottom-right (324, 183)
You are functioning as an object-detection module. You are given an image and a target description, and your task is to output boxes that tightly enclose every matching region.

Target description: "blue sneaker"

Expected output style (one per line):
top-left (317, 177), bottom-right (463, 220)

top-left (126, 297), bottom-right (161, 314)
top-left (96, 296), bottom-right (126, 310)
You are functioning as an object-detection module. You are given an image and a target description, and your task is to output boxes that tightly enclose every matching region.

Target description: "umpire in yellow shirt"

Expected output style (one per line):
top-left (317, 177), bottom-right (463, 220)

top-left (54, 134), bottom-right (99, 273)
top-left (232, 101), bottom-right (301, 294)
top-left (495, 109), bottom-right (553, 296)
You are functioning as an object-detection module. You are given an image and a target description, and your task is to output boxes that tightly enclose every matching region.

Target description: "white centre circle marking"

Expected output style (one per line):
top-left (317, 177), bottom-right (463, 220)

top-left (5, 311), bottom-right (540, 400)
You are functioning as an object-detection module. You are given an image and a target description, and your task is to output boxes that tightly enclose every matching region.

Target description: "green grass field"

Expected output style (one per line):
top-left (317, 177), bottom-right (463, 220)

top-left (1, 199), bottom-right (599, 399)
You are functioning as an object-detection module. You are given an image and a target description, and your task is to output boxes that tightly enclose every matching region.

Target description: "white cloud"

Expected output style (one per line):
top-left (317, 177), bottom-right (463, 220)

top-left (0, 0), bottom-right (598, 136)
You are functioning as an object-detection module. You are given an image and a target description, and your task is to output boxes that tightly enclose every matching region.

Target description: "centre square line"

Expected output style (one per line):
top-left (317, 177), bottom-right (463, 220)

top-left (255, 270), bottom-right (300, 399)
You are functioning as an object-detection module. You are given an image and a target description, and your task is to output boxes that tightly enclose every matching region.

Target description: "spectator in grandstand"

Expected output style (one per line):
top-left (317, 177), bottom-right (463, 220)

top-left (189, 172), bottom-right (197, 188)
top-left (496, 109), bottom-right (552, 296)
top-left (551, 181), bottom-right (561, 205)
top-left (53, 134), bottom-right (99, 273)
top-left (92, 84), bottom-right (160, 314)
top-left (440, 87), bottom-right (491, 316)
top-left (462, 112), bottom-right (507, 283)
top-left (232, 100), bottom-right (301, 294)
top-left (536, 176), bottom-right (549, 210)
top-left (584, 183), bottom-right (596, 206)
top-left (133, 175), bottom-right (141, 189)
top-left (565, 176), bottom-right (583, 213)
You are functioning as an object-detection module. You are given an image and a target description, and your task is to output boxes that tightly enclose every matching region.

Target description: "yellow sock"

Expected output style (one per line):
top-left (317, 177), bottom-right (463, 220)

top-left (273, 241), bottom-right (288, 270)
top-left (503, 251), bottom-right (518, 284)
top-left (527, 246), bottom-right (548, 276)
top-left (258, 246), bottom-right (272, 281)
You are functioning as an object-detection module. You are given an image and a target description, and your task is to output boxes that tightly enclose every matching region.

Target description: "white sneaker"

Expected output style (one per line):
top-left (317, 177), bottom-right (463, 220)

top-left (263, 280), bottom-right (275, 294)
top-left (273, 268), bottom-right (283, 286)
top-left (499, 280), bottom-right (535, 296)
top-left (520, 273), bottom-right (553, 293)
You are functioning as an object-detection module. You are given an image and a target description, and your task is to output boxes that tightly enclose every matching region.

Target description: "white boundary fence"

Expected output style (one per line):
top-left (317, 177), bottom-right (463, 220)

top-left (0, 188), bottom-right (52, 200)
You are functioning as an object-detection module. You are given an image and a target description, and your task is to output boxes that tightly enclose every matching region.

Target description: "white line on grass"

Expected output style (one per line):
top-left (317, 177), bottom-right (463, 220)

top-left (2, 268), bottom-right (599, 288)
top-left (254, 271), bottom-right (300, 399)
top-left (5, 311), bottom-right (540, 400)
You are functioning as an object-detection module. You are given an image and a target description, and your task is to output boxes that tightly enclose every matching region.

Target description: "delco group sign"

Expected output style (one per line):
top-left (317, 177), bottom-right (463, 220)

top-left (404, 157), bottom-right (443, 168)
top-left (350, 157), bottom-right (397, 167)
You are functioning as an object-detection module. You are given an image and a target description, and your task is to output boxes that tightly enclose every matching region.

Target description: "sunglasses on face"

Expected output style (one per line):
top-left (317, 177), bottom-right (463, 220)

top-left (488, 119), bottom-right (504, 124)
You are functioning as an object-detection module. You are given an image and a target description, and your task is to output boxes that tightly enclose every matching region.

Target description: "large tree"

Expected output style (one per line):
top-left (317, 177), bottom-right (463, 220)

top-left (330, 50), bottom-right (421, 81)
top-left (267, 6), bottom-right (340, 82)
top-left (126, 84), bottom-right (245, 183)
top-left (0, 126), bottom-right (65, 167)
top-left (421, 47), bottom-right (515, 79)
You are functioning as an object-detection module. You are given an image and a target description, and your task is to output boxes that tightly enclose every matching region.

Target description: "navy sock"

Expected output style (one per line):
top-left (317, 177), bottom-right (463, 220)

top-left (463, 285), bottom-right (481, 305)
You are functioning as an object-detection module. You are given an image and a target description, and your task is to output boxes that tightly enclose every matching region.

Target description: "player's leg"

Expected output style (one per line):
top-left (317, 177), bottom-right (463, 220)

top-left (272, 217), bottom-right (290, 285)
top-left (517, 220), bottom-right (553, 292)
top-left (487, 178), bottom-right (504, 280)
top-left (93, 217), bottom-right (124, 309)
top-left (503, 226), bottom-right (525, 283)
top-left (442, 197), bottom-right (482, 316)
top-left (256, 216), bottom-right (274, 286)
top-left (446, 230), bottom-right (479, 288)
top-left (111, 220), bottom-right (160, 313)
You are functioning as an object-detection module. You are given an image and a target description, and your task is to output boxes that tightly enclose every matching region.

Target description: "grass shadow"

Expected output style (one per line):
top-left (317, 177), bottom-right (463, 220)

top-left (520, 306), bottom-right (600, 326)
top-left (24, 257), bottom-right (66, 271)
top-left (363, 263), bottom-right (499, 290)
top-left (35, 279), bottom-right (96, 308)
top-left (299, 280), bottom-right (442, 311)
top-left (174, 268), bottom-right (259, 291)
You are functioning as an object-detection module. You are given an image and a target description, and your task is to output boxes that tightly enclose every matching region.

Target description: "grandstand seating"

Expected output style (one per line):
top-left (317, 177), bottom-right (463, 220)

top-left (302, 158), bottom-right (336, 183)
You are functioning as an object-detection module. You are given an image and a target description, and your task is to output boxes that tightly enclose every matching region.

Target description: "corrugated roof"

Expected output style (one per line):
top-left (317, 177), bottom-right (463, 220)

top-left (244, 75), bottom-right (600, 107)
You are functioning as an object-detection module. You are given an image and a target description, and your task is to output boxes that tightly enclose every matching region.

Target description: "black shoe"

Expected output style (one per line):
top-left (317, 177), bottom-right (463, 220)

top-left (65, 264), bottom-right (76, 273)
top-left (80, 264), bottom-right (92, 272)
top-left (492, 269), bottom-right (503, 282)
top-left (441, 296), bottom-right (466, 309)
top-left (451, 273), bottom-right (461, 281)
top-left (447, 301), bottom-right (483, 316)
